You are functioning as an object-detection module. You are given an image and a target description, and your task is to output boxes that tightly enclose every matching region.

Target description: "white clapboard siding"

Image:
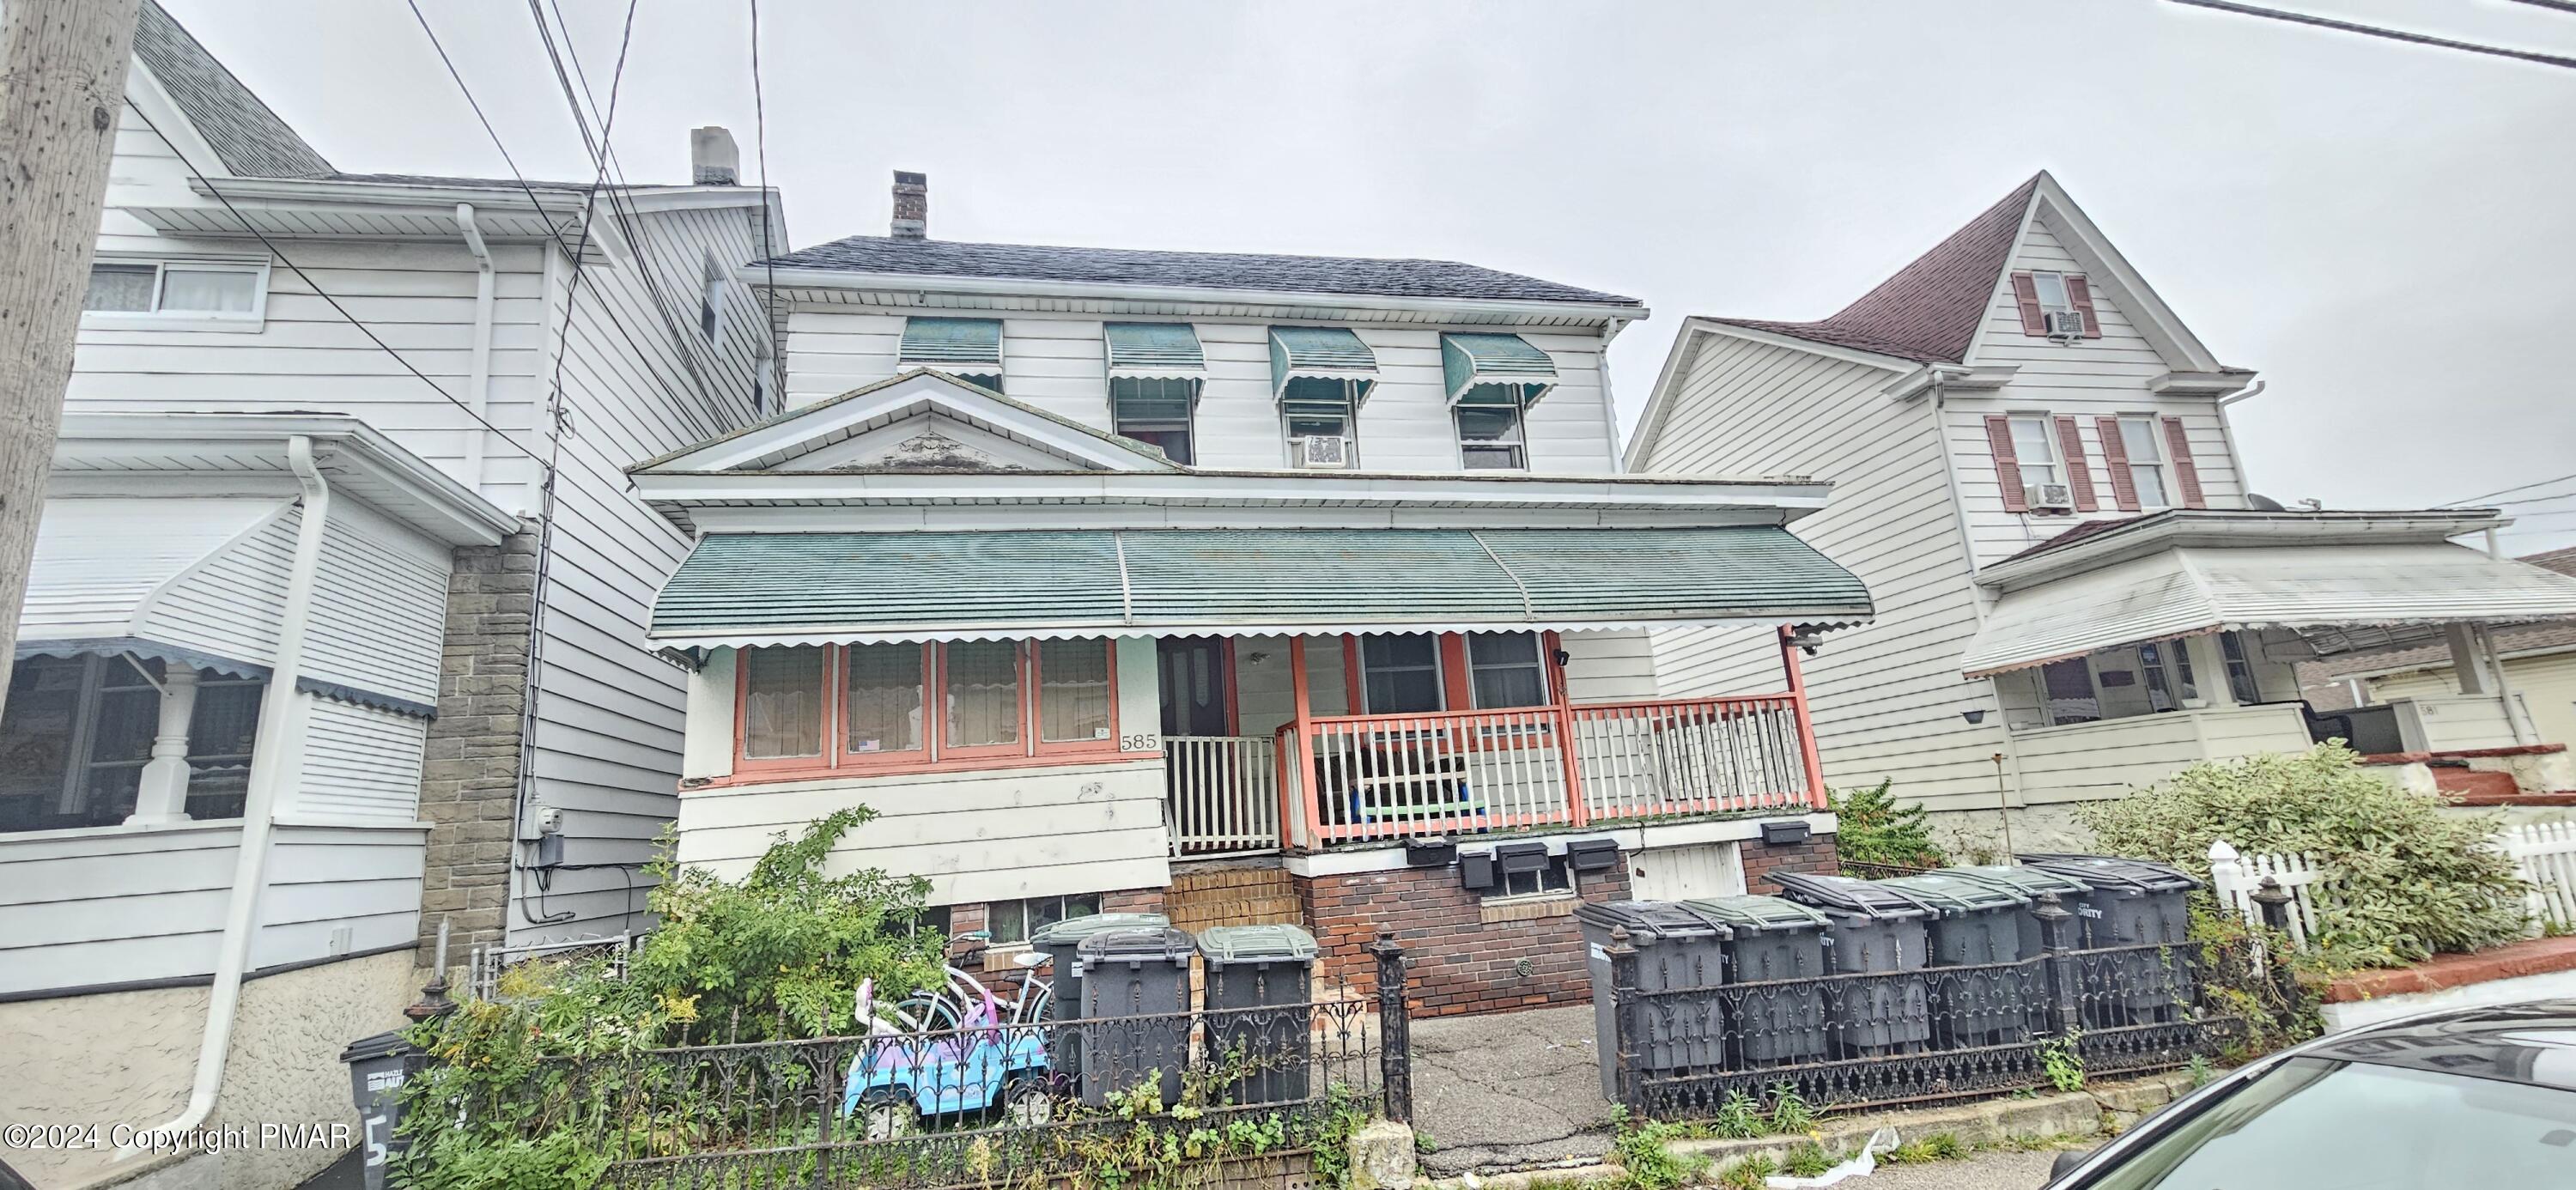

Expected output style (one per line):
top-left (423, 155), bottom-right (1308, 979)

top-left (302, 499), bottom-right (453, 704)
top-left (1634, 331), bottom-right (2014, 808)
top-left (25, 495), bottom-right (290, 652)
top-left (295, 698), bottom-right (431, 821)
top-left (131, 503), bottom-right (298, 665)
top-left (672, 761), bottom-right (1173, 908)
top-left (2370, 651), bottom-right (2576, 756)
top-left (779, 309), bottom-right (1619, 474)
top-left (1564, 630), bottom-right (1661, 703)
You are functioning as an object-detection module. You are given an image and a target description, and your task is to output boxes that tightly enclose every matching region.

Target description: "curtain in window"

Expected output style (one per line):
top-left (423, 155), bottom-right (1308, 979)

top-left (1039, 640), bottom-right (1113, 743)
top-left (84, 264), bottom-right (157, 312)
top-left (743, 647), bottom-right (825, 759)
top-left (844, 643), bottom-right (925, 755)
top-left (158, 268), bottom-right (258, 313)
top-left (946, 641), bottom-right (1022, 748)
top-left (1468, 632), bottom-right (1547, 707)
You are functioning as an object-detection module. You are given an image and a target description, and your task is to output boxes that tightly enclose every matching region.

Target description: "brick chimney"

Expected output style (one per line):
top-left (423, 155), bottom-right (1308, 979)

top-left (890, 171), bottom-right (927, 240)
top-left (690, 127), bottom-right (739, 185)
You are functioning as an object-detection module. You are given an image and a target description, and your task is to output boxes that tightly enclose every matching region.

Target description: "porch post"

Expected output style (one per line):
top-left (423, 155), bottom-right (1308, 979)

top-left (1552, 647), bottom-right (1589, 827)
top-left (2444, 623), bottom-right (2489, 695)
top-left (125, 666), bottom-right (201, 826)
top-left (1288, 635), bottom-right (1315, 847)
top-left (1777, 626), bottom-right (1832, 810)
top-left (2472, 623), bottom-right (2536, 746)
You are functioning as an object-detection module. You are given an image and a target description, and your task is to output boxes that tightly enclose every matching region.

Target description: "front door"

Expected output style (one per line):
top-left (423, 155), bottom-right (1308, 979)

top-left (1157, 637), bottom-right (1231, 738)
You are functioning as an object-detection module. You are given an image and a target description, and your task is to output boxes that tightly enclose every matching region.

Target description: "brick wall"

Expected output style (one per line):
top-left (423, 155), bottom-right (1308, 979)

top-left (416, 529), bottom-right (540, 958)
top-left (1741, 830), bottom-right (1840, 894)
top-left (1296, 863), bottom-right (1631, 1018)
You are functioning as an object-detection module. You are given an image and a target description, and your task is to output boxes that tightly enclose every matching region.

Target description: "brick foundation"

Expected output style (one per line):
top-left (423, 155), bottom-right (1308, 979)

top-left (1741, 831), bottom-right (1840, 894)
top-left (416, 528), bottom-right (541, 958)
top-left (1295, 862), bottom-right (1631, 1018)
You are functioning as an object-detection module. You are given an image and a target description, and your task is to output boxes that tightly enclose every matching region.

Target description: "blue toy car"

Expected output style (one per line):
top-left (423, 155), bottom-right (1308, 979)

top-left (843, 980), bottom-right (1054, 1138)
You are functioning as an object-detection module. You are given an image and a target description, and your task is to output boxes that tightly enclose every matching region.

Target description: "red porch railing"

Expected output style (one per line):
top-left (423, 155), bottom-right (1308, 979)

top-left (1271, 694), bottom-right (1826, 848)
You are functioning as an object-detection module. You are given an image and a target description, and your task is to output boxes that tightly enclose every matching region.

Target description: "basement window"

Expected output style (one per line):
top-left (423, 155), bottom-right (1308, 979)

top-left (1495, 856), bottom-right (1574, 899)
top-left (987, 894), bottom-right (1100, 945)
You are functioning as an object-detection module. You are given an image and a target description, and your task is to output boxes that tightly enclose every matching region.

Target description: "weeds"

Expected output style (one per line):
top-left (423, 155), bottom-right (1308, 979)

top-left (1765, 1083), bottom-right (1817, 1134)
top-left (2038, 1033), bottom-right (2086, 1092)
top-left (1782, 1142), bottom-right (1837, 1178)
top-left (1708, 1090), bottom-right (1765, 1140)
top-left (1607, 1107), bottom-right (1710, 1190)
top-left (1716, 1155), bottom-right (1777, 1190)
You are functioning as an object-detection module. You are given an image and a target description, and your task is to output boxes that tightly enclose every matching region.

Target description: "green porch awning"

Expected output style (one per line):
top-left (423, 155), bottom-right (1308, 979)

top-left (897, 317), bottom-right (1003, 367)
top-left (1268, 326), bottom-right (1378, 403)
top-left (1104, 322), bottom-right (1206, 378)
top-left (1442, 332), bottom-right (1557, 405)
top-left (651, 526), bottom-right (1873, 647)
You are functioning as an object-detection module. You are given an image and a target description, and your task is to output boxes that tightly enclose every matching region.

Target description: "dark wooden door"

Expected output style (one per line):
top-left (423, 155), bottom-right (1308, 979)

top-left (1157, 637), bottom-right (1230, 738)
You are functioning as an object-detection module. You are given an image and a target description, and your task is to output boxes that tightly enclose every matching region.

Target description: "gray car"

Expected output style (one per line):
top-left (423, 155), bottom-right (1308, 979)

top-left (2045, 999), bottom-right (2576, 1187)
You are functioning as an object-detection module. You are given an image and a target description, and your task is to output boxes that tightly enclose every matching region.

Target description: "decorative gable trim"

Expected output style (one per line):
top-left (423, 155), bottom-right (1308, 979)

top-left (631, 369), bottom-right (1182, 476)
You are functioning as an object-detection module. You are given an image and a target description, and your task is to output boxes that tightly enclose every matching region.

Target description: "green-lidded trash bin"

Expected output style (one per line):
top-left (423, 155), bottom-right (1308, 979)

top-left (1077, 926), bottom-right (1195, 1108)
top-left (1573, 901), bottom-right (1734, 1098)
top-left (1766, 872), bottom-right (1935, 1056)
top-left (2018, 854), bottom-right (2204, 1024)
top-left (1682, 896), bottom-right (1832, 1067)
top-left (1872, 873), bottom-right (2032, 1048)
top-left (340, 1030), bottom-right (419, 1190)
top-left (1031, 911), bottom-right (1170, 1081)
top-left (1199, 925), bottom-right (1320, 1105)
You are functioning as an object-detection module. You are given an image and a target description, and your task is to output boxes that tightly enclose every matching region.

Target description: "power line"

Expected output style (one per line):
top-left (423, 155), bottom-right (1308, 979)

top-left (750, 0), bottom-right (779, 406)
top-left (2445, 470), bottom-right (2576, 508)
top-left (123, 106), bottom-right (548, 466)
top-left (2510, 0), bottom-right (2576, 15)
top-left (2166, 0), bottom-right (2576, 70)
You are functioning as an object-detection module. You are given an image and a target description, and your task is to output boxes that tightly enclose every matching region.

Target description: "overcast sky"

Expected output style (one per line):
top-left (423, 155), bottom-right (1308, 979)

top-left (161, 0), bottom-right (2576, 552)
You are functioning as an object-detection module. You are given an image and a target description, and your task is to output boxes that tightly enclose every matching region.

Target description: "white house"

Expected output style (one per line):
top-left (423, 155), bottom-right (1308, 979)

top-left (0, 7), bottom-right (779, 1187)
top-left (1625, 172), bottom-right (2576, 847)
top-left (635, 173), bottom-right (1869, 1017)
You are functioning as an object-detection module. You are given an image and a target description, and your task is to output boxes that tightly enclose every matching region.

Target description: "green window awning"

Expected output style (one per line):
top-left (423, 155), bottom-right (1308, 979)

top-left (1443, 332), bottom-right (1557, 405)
top-left (651, 526), bottom-right (1872, 647)
top-left (1104, 322), bottom-right (1206, 378)
top-left (898, 317), bottom-right (1002, 367)
top-left (1269, 326), bottom-right (1377, 403)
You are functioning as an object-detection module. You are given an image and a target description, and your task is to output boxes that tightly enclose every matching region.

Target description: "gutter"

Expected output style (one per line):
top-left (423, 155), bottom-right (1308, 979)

top-left (122, 436), bottom-right (331, 1158)
top-left (736, 263), bottom-right (1650, 326)
top-left (1596, 318), bottom-right (1631, 474)
top-left (456, 204), bottom-right (496, 489)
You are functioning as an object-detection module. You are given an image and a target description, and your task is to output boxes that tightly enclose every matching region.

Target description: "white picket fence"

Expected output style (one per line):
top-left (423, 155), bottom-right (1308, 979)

top-left (2209, 822), bottom-right (2576, 952)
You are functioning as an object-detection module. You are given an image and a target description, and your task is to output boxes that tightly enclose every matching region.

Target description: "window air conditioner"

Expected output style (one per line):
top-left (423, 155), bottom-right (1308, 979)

top-left (2043, 309), bottom-right (2087, 340)
top-left (1296, 435), bottom-right (1350, 469)
top-left (2026, 482), bottom-right (2075, 513)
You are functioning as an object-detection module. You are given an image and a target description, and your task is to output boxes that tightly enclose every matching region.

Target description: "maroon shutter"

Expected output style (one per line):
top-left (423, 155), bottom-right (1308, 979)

top-left (2009, 272), bottom-right (2047, 336)
top-left (2063, 275), bottom-right (2105, 338)
top-left (2097, 416), bottom-right (2141, 512)
top-left (1986, 416), bottom-right (2028, 512)
top-left (2053, 416), bottom-right (2098, 512)
top-left (2162, 416), bottom-right (2206, 508)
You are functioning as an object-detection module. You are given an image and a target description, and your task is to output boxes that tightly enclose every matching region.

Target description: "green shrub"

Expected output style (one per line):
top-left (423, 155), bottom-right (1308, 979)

top-left (2079, 744), bottom-right (2526, 967)
top-left (1830, 780), bottom-right (1946, 871)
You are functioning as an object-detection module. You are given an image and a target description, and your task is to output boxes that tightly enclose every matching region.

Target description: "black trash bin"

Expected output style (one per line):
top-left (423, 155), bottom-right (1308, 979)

top-left (1682, 896), bottom-right (1832, 1068)
top-left (1573, 901), bottom-right (1734, 1098)
top-left (1766, 872), bottom-right (1935, 1057)
top-left (1872, 873), bottom-right (2033, 1048)
top-left (1030, 911), bottom-right (1170, 1082)
top-left (1199, 924), bottom-right (1320, 1106)
top-left (1077, 926), bottom-right (1196, 1108)
top-left (2018, 854), bottom-right (2204, 1024)
top-left (1942, 863), bottom-right (2093, 1036)
top-left (340, 1030), bottom-right (419, 1190)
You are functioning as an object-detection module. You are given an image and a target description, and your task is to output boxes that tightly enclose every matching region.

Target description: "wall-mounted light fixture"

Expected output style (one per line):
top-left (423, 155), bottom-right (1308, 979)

top-left (1960, 708), bottom-right (1987, 725)
top-left (1551, 648), bottom-right (1572, 667)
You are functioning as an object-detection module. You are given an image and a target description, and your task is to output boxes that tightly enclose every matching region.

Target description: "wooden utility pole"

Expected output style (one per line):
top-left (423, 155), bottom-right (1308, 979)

top-left (0, 0), bottom-right (142, 719)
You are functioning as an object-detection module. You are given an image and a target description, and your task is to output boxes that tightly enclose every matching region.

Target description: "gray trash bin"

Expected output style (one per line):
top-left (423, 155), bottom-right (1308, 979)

top-left (1767, 872), bottom-right (1935, 1057)
top-left (2019, 854), bottom-right (2204, 1024)
top-left (339, 1030), bottom-right (417, 1190)
top-left (1682, 896), bottom-right (1832, 1068)
top-left (1942, 864), bottom-right (2093, 1036)
top-left (1031, 911), bottom-right (1170, 1081)
top-left (1078, 926), bottom-right (1196, 1108)
top-left (1199, 924), bottom-right (1319, 1105)
top-left (1574, 901), bottom-right (1733, 1098)
top-left (1872, 873), bottom-right (2032, 1048)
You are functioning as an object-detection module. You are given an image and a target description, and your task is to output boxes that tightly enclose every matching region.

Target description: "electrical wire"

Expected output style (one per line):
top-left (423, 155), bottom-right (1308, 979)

top-left (2445, 471), bottom-right (2576, 508)
top-left (2166, 0), bottom-right (2576, 70)
top-left (750, 0), bottom-right (780, 401)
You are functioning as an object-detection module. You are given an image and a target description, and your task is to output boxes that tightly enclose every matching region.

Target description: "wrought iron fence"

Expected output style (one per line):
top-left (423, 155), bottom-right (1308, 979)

top-left (1604, 896), bottom-right (2247, 1118)
top-left (425, 945), bottom-right (1412, 1190)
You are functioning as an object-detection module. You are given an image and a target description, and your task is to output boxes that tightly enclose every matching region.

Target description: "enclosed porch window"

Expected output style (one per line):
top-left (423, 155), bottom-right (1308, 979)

top-left (732, 638), bottom-right (1118, 777)
top-left (0, 654), bottom-right (264, 832)
top-left (2000, 631), bottom-right (2279, 730)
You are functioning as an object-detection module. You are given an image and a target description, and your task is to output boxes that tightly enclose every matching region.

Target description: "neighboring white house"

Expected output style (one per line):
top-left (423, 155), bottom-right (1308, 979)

top-left (633, 173), bottom-right (1870, 1017)
top-left (0, 7), bottom-right (780, 1187)
top-left (1625, 172), bottom-right (2576, 844)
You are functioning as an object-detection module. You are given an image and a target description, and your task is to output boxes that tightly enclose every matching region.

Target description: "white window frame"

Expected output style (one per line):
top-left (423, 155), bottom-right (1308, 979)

top-left (2117, 416), bottom-right (2173, 511)
top-left (1281, 382), bottom-right (1361, 470)
top-left (2029, 270), bottom-right (2075, 315)
top-left (80, 258), bottom-right (270, 332)
top-left (1454, 400), bottom-right (1529, 472)
top-left (2006, 414), bottom-right (2063, 490)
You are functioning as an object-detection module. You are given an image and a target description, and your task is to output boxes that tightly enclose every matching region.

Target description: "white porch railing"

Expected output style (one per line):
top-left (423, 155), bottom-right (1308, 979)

top-left (1165, 735), bottom-right (1279, 856)
top-left (2210, 823), bottom-right (2576, 950)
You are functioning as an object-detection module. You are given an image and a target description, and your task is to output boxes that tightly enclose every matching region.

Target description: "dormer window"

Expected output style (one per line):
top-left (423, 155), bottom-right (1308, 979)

top-left (2010, 270), bottom-right (2099, 341)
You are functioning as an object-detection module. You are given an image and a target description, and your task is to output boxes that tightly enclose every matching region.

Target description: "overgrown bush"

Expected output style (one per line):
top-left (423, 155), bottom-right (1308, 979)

top-left (1829, 780), bottom-right (1946, 871)
top-left (2080, 744), bottom-right (2526, 967)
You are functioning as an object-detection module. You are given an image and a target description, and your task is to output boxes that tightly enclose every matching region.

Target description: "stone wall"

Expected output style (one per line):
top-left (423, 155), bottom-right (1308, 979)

top-left (416, 529), bottom-right (539, 957)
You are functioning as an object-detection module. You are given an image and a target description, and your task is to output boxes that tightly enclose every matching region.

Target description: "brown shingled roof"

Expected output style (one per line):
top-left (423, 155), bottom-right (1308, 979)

top-left (1705, 173), bottom-right (2044, 363)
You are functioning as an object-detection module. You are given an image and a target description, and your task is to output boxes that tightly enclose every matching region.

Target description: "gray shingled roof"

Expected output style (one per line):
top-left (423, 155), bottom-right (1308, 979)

top-left (758, 235), bottom-right (1642, 307)
top-left (132, 2), bottom-right (332, 179)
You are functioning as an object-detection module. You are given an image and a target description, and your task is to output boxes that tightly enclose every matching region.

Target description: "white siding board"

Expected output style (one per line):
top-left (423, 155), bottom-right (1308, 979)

top-left (295, 699), bottom-right (429, 821)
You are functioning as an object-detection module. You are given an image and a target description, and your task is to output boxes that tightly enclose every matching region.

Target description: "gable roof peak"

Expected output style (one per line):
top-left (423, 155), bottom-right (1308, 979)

top-left (131, 1), bottom-right (333, 179)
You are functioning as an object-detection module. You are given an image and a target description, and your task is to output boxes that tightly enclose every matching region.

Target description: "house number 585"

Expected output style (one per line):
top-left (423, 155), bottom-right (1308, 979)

top-left (1121, 732), bottom-right (1158, 751)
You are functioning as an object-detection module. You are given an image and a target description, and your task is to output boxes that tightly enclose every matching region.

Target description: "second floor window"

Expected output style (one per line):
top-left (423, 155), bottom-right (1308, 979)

top-left (2007, 416), bottom-right (2062, 489)
top-left (1282, 379), bottom-right (1359, 470)
top-left (1455, 401), bottom-right (1528, 471)
top-left (900, 317), bottom-right (1005, 393)
top-left (83, 260), bottom-right (263, 319)
top-left (1110, 377), bottom-right (1197, 464)
top-left (2117, 417), bottom-right (2172, 509)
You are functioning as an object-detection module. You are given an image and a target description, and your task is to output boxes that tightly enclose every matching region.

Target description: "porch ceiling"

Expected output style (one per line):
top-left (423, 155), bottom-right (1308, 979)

top-left (1960, 540), bottom-right (2576, 677)
top-left (648, 525), bottom-right (1872, 647)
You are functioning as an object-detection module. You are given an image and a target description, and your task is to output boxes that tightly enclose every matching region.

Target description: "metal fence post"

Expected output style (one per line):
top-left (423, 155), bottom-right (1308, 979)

top-left (1604, 925), bottom-right (1648, 1120)
top-left (2034, 892), bottom-right (2082, 1037)
top-left (1368, 932), bottom-right (1413, 1124)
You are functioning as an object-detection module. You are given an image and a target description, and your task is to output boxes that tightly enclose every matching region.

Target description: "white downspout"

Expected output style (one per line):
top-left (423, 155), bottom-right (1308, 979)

top-left (1596, 318), bottom-right (1629, 475)
top-left (456, 203), bottom-right (496, 490)
top-left (121, 436), bottom-right (331, 1157)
